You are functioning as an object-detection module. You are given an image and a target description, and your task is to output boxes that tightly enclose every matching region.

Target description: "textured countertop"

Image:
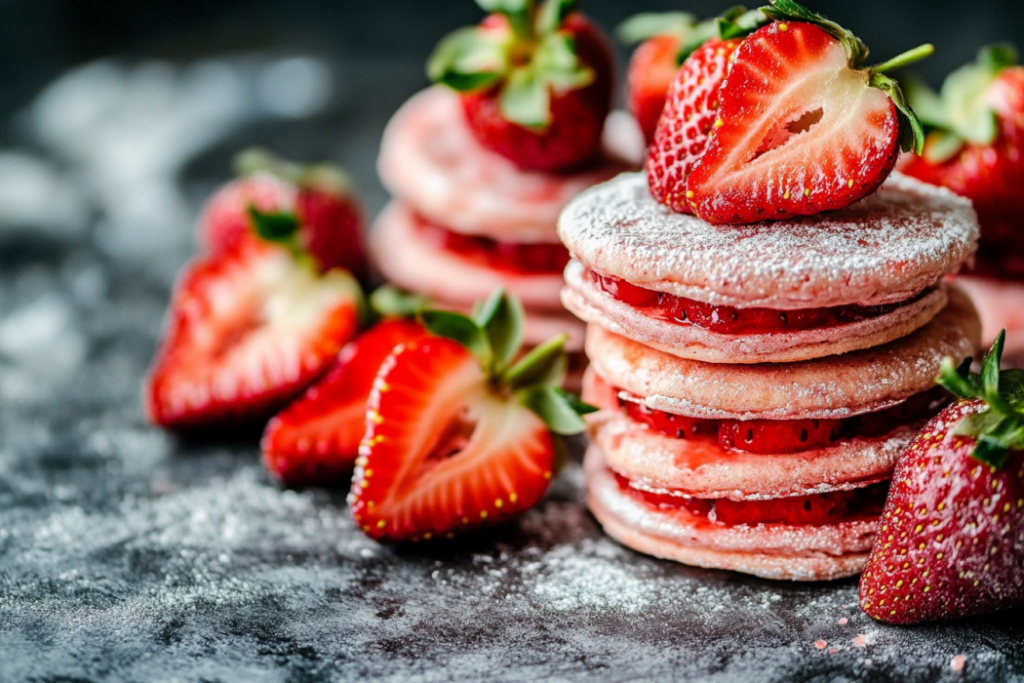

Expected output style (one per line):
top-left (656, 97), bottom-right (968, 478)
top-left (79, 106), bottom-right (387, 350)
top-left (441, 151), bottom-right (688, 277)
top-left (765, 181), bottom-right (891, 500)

top-left (1, 49), bottom-right (1023, 683)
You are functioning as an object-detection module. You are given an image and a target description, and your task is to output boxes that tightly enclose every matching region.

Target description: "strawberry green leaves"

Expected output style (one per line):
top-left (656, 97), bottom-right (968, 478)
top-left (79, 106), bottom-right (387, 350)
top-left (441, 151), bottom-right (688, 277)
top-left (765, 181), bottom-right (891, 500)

top-left (616, 11), bottom-right (698, 46)
top-left (760, 0), bottom-right (932, 154)
top-left (427, 0), bottom-right (592, 129)
top-left (937, 330), bottom-right (1024, 468)
top-left (417, 288), bottom-right (594, 436)
top-left (904, 44), bottom-right (1019, 163)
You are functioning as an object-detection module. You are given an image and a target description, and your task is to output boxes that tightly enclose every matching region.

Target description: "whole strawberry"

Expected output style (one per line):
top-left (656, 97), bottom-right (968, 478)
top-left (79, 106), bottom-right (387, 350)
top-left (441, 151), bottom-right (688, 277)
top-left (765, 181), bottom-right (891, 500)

top-left (901, 45), bottom-right (1024, 279)
top-left (859, 332), bottom-right (1024, 624)
top-left (656, 0), bottom-right (931, 224)
top-left (622, 8), bottom-right (766, 148)
top-left (350, 289), bottom-right (595, 543)
top-left (199, 149), bottom-right (368, 280)
top-left (428, 0), bottom-right (613, 172)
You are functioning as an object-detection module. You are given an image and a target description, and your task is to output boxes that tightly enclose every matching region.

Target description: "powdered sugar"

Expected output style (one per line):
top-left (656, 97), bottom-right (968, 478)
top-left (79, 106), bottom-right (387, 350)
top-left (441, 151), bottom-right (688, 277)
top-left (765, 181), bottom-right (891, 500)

top-left (558, 172), bottom-right (978, 309)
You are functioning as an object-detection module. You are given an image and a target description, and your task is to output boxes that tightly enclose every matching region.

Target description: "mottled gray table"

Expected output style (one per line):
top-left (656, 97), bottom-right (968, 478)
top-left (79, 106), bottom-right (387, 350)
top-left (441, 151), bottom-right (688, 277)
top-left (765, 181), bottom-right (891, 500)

top-left (1, 55), bottom-right (1022, 683)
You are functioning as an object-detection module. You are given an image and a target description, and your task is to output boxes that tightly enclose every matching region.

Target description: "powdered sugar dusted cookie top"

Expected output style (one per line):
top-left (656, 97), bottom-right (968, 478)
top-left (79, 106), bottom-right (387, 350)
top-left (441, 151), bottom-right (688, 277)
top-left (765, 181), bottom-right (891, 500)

top-left (558, 171), bottom-right (978, 309)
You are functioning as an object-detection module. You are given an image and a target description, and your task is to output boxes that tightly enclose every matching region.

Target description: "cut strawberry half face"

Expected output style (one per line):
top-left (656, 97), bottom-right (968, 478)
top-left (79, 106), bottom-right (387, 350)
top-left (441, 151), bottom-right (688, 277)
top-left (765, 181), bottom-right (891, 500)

top-left (349, 289), bottom-right (595, 543)
top-left (262, 318), bottom-right (426, 486)
top-left (681, 3), bottom-right (931, 224)
top-left (146, 240), bottom-right (362, 430)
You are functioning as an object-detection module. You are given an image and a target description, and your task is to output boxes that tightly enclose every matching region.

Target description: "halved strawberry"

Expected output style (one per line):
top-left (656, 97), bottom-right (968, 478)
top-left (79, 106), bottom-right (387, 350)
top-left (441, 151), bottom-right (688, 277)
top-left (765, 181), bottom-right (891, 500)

top-left (681, 1), bottom-right (932, 224)
top-left (350, 290), bottom-right (595, 542)
top-left (146, 239), bottom-right (362, 430)
top-left (859, 332), bottom-right (1024, 624)
top-left (262, 318), bottom-right (426, 486)
top-left (621, 8), bottom-right (767, 147)
top-left (199, 149), bottom-right (368, 280)
top-left (428, 0), bottom-right (613, 172)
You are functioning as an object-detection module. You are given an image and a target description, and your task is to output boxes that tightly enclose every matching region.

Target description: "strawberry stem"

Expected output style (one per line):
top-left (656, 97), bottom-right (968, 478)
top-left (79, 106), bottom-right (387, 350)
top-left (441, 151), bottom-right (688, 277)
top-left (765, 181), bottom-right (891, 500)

top-left (871, 44), bottom-right (935, 75)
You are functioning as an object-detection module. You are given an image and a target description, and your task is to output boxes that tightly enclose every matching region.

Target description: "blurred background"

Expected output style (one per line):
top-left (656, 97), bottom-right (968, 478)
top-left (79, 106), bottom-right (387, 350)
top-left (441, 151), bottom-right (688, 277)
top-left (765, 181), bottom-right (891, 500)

top-left (0, 0), bottom-right (1021, 401)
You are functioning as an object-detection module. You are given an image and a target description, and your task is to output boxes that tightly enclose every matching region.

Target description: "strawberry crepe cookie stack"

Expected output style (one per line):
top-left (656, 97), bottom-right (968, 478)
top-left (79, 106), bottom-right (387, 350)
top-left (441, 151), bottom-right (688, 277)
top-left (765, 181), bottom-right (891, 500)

top-left (559, 1), bottom-right (984, 580)
top-left (373, 0), bottom-right (635, 389)
top-left (900, 45), bottom-right (1024, 367)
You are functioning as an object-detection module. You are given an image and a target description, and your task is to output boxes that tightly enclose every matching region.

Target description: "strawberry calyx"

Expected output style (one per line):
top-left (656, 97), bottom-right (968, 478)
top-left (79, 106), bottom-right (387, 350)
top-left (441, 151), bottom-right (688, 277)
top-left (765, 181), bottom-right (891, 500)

top-left (427, 0), bottom-right (594, 129)
top-left (417, 288), bottom-right (596, 438)
top-left (235, 148), bottom-right (353, 198)
top-left (367, 285), bottom-right (432, 323)
top-left (903, 44), bottom-right (1019, 163)
top-left (759, 0), bottom-right (932, 154)
top-left (937, 330), bottom-right (1024, 468)
top-left (618, 6), bottom-right (768, 66)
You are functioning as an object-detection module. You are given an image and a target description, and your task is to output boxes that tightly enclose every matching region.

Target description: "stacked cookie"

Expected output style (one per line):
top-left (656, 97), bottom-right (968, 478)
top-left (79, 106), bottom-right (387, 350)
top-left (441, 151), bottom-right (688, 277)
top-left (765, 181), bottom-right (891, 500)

top-left (373, 87), bottom-right (635, 386)
top-left (559, 172), bottom-right (981, 580)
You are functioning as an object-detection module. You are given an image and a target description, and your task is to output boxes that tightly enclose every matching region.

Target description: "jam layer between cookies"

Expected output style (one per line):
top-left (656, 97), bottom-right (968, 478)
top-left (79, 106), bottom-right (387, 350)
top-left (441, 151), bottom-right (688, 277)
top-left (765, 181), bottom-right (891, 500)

top-left (588, 270), bottom-right (932, 335)
top-left (616, 385), bottom-right (949, 455)
top-left (613, 470), bottom-right (888, 527)
top-left (418, 217), bottom-right (570, 274)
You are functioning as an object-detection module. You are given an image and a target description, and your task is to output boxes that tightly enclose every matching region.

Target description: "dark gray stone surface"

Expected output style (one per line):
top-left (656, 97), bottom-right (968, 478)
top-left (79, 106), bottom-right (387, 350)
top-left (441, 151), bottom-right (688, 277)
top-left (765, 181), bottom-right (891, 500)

top-left (1, 45), bottom-right (1023, 683)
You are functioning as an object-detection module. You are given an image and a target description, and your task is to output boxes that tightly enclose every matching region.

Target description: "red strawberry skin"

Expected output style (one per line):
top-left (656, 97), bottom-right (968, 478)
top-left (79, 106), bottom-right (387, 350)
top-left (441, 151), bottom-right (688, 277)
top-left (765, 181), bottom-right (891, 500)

top-left (646, 38), bottom-right (743, 213)
top-left (294, 188), bottom-right (368, 280)
top-left (628, 35), bottom-right (682, 145)
top-left (200, 175), bottom-right (293, 255)
top-left (146, 240), bottom-right (360, 430)
top-left (262, 319), bottom-right (425, 486)
top-left (859, 399), bottom-right (1024, 624)
top-left (461, 13), bottom-right (614, 172)
top-left (902, 67), bottom-right (1024, 278)
top-left (350, 336), bottom-right (555, 543)
top-left (685, 22), bottom-right (900, 224)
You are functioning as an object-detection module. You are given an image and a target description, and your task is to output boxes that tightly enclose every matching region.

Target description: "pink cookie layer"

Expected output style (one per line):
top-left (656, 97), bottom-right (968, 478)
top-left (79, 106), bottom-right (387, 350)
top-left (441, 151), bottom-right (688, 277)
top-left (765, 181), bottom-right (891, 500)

top-left (585, 447), bottom-right (874, 581)
top-left (583, 368), bottom-right (907, 500)
top-left (558, 171), bottom-right (978, 309)
top-left (371, 201), bottom-right (565, 310)
top-left (583, 286), bottom-right (980, 420)
top-left (563, 260), bottom-right (949, 364)
top-left (378, 87), bottom-right (631, 243)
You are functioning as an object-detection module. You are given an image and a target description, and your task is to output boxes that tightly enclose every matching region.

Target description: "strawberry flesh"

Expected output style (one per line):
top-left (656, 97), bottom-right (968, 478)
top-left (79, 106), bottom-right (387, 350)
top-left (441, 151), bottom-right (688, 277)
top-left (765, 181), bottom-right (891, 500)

top-left (146, 240), bottom-right (360, 430)
top-left (350, 336), bottom-right (556, 542)
top-left (620, 386), bottom-right (949, 455)
top-left (588, 270), bottom-right (924, 335)
top-left (262, 319), bottom-right (425, 486)
top-left (860, 399), bottom-right (1024, 623)
top-left (685, 22), bottom-right (900, 224)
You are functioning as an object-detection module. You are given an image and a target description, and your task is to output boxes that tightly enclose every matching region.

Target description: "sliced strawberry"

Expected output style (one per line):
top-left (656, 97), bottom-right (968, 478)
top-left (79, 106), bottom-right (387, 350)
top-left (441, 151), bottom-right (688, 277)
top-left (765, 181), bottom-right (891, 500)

top-left (262, 319), bottom-right (426, 486)
top-left (350, 290), bottom-right (595, 542)
top-left (681, 3), bottom-right (931, 224)
top-left (860, 333), bottom-right (1024, 624)
top-left (429, 1), bottom-right (614, 172)
top-left (198, 149), bottom-right (367, 279)
top-left (146, 240), bottom-right (361, 430)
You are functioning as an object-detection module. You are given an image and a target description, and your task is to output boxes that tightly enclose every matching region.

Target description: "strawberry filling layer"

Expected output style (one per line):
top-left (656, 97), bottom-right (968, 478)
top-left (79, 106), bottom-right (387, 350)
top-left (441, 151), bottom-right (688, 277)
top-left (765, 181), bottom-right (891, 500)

top-left (418, 219), bottom-right (570, 274)
top-left (613, 471), bottom-right (888, 526)
top-left (617, 386), bottom-right (949, 454)
top-left (587, 270), bottom-right (928, 334)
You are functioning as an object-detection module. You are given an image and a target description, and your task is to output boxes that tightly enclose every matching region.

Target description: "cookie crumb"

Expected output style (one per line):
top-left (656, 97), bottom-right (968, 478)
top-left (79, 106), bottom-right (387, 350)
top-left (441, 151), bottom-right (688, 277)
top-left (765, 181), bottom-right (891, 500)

top-left (815, 640), bottom-right (827, 650)
top-left (951, 655), bottom-right (966, 672)
top-left (838, 617), bottom-right (848, 625)
top-left (853, 634), bottom-right (867, 648)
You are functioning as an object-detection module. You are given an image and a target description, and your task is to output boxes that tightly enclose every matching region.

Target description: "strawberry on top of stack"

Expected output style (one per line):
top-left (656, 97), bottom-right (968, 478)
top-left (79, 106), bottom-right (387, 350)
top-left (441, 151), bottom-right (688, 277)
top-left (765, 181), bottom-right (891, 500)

top-left (561, 1), bottom-right (985, 582)
top-left (900, 45), bottom-right (1024, 366)
top-left (373, 0), bottom-right (635, 391)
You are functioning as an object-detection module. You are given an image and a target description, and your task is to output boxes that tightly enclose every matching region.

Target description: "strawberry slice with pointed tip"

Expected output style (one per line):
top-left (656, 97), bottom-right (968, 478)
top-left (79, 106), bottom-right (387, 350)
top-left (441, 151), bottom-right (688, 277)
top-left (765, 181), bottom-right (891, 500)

top-left (262, 318), bottom-right (426, 486)
top-left (350, 290), bottom-right (595, 543)
top-left (683, 3), bottom-right (931, 224)
top-left (859, 332), bottom-right (1024, 624)
top-left (146, 240), bottom-right (362, 430)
